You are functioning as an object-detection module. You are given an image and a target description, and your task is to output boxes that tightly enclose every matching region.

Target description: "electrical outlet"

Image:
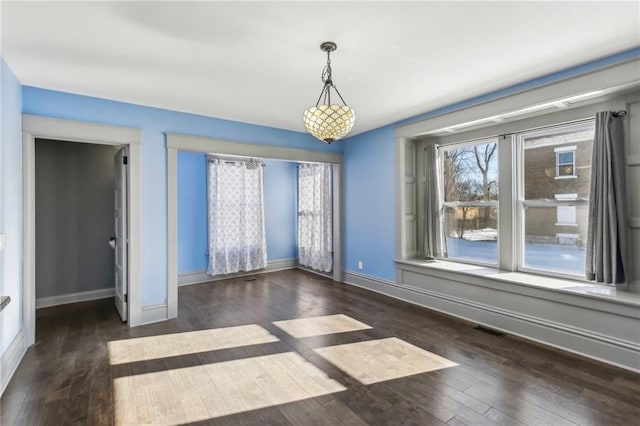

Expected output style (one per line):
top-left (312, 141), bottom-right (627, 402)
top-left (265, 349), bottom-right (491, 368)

top-left (357, 261), bottom-right (363, 270)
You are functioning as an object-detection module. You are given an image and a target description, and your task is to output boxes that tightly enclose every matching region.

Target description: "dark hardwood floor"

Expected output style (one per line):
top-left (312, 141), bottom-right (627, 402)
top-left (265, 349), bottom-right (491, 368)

top-left (2, 269), bottom-right (639, 425)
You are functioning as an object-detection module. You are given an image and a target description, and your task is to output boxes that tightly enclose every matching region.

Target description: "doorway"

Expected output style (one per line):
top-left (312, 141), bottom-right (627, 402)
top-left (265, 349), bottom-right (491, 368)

top-left (34, 139), bottom-right (122, 318)
top-left (22, 115), bottom-right (143, 347)
top-left (166, 133), bottom-right (343, 320)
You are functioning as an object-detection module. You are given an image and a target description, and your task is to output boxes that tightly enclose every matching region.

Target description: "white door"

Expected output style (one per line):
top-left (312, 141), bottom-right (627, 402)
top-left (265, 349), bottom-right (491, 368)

top-left (114, 147), bottom-right (128, 321)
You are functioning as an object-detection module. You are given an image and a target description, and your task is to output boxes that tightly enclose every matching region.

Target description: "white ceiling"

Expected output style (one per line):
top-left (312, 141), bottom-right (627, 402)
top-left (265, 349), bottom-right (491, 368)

top-left (1, 1), bottom-right (639, 137)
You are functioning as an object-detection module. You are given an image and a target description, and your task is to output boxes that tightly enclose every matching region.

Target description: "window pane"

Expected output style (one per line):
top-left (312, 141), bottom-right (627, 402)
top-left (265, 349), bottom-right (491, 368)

top-left (556, 205), bottom-right (576, 225)
top-left (444, 206), bottom-right (497, 264)
top-left (558, 164), bottom-right (574, 176)
top-left (523, 125), bottom-right (593, 199)
top-left (558, 152), bottom-right (573, 164)
top-left (520, 122), bottom-right (593, 277)
top-left (523, 206), bottom-right (588, 276)
top-left (443, 141), bottom-right (498, 202)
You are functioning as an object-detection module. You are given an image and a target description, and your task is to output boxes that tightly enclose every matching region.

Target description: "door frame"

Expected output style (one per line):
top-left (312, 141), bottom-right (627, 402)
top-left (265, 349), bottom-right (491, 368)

top-left (166, 133), bottom-right (344, 320)
top-left (22, 115), bottom-right (143, 346)
top-left (113, 146), bottom-right (129, 322)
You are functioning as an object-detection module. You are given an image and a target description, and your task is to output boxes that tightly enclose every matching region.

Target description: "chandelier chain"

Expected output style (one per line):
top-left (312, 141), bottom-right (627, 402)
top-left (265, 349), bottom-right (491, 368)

top-left (303, 41), bottom-right (355, 144)
top-left (322, 49), bottom-right (332, 85)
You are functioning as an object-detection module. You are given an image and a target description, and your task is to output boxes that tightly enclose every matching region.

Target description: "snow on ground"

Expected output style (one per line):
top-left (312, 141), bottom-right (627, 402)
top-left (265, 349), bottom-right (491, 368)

top-left (446, 238), bottom-right (585, 276)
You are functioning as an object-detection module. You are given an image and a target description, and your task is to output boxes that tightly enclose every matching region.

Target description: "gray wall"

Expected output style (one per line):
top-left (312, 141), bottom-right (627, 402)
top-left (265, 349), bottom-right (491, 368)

top-left (35, 139), bottom-right (120, 299)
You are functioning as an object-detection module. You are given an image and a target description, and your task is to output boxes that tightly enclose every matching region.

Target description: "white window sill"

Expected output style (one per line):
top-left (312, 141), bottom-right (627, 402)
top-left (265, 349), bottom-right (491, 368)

top-left (554, 175), bottom-right (577, 180)
top-left (395, 258), bottom-right (640, 308)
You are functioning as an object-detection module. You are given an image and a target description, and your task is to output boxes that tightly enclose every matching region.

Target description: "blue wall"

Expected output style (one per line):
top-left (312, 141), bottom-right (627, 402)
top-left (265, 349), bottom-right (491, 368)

top-left (177, 154), bottom-right (298, 273)
top-left (23, 87), bottom-right (339, 305)
top-left (177, 152), bottom-right (208, 272)
top-left (17, 47), bottom-right (640, 308)
top-left (343, 126), bottom-right (396, 281)
top-left (264, 160), bottom-right (298, 261)
top-left (1, 57), bottom-right (23, 353)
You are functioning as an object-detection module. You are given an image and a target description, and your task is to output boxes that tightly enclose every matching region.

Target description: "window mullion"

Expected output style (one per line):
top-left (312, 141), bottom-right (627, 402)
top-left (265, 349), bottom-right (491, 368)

top-left (498, 134), bottom-right (516, 271)
top-left (443, 201), bottom-right (497, 208)
top-left (522, 199), bottom-right (589, 208)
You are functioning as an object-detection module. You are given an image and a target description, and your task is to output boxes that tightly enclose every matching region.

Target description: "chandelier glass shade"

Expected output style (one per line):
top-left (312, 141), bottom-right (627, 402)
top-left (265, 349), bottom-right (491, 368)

top-left (303, 42), bottom-right (355, 144)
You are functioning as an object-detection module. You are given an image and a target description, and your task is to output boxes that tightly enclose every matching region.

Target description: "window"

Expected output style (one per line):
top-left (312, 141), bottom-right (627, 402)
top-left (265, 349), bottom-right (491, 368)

top-left (439, 139), bottom-right (498, 265)
top-left (399, 82), bottom-right (635, 286)
top-left (519, 122), bottom-right (594, 276)
top-left (421, 120), bottom-right (595, 279)
top-left (555, 146), bottom-right (576, 178)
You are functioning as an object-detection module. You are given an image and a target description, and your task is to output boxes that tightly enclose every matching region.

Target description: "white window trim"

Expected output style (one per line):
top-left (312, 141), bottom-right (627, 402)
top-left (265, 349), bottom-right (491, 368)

top-left (555, 193), bottom-right (578, 200)
top-left (554, 145), bottom-right (577, 152)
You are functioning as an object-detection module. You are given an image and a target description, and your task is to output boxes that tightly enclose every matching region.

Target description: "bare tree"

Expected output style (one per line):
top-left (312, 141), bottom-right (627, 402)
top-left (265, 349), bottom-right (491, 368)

top-left (473, 144), bottom-right (497, 228)
top-left (443, 143), bottom-right (498, 238)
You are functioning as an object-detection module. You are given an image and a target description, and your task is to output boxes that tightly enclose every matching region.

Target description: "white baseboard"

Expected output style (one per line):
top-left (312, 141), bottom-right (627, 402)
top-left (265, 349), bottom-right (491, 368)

top-left (141, 304), bottom-right (168, 325)
top-left (1, 330), bottom-right (27, 396)
top-left (297, 265), bottom-right (333, 279)
top-left (36, 287), bottom-right (115, 309)
top-left (178, 270), bottom-right (212, 286)
top-left (178, 258), bottom-right (297, 286)
top-left (344, 270), bottom-right (640, 373)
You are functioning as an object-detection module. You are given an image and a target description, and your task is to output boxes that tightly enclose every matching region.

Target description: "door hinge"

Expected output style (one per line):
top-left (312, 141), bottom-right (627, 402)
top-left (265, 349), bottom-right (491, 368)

top-left (123, 156), bottom-right (128, 165)
top-left (124, 294), bottom-right (128, 303)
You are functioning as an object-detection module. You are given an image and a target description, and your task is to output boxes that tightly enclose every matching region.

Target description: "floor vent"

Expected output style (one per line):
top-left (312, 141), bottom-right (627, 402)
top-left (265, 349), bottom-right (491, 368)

top-left (244, 277), bottom-right (257, 282)
top-left (474, 326), bottom-right (505, 337)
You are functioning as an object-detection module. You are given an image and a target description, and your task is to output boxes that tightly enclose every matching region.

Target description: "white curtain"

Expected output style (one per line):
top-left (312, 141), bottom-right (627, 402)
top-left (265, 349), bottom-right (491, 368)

top-left (298, 163), bottom-right (333, 272)
top-left (207, 158), bottom-right (267, 276)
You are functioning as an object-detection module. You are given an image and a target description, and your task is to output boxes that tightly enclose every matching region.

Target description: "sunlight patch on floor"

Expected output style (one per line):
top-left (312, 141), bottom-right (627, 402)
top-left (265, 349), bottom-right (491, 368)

top-left (273, 314), bottom-right (372, 338)
top-left (314, 337), bottom-right (458, 385)
top-left (113, 351), bottom-right (346, 424)
top-left (107, 324), bottom-right (279, 365)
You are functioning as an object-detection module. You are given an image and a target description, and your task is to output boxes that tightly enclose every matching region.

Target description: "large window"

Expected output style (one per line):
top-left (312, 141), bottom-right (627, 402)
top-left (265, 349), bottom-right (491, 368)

top-left (519, 121), bottom-right (594, 276)
top-left (440, 139), bottom-right (498, 264)
top-left (429, 120), bottom-right (595, 278)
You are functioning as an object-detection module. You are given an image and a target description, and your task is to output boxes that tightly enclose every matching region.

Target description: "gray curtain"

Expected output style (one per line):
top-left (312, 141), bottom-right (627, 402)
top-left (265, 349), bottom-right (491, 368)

top-left (423, 143), bottom-right (446, 259)
top-left (585, 112), bottom-right (628, 286)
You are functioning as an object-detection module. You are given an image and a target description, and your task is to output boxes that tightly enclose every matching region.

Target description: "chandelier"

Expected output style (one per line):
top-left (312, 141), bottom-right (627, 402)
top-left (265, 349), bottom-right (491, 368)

top-left (303, 42), bottom-right (355, 144)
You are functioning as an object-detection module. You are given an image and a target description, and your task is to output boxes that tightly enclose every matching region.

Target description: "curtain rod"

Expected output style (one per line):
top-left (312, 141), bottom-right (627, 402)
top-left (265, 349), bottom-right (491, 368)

top-left (207, 154), bottom-right (265, 164)
top-left (612, 110), bottom-right (627, 118)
